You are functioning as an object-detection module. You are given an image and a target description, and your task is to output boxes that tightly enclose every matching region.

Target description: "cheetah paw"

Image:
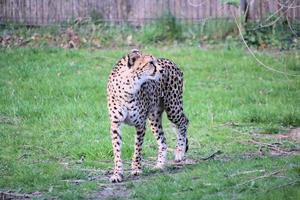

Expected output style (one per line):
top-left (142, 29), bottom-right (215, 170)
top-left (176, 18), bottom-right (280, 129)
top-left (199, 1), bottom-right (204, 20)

top-left (174, 148), bottom-right (185, 162)
top-left (109, 173), bottom-right (123, 183)
top-left (131, 169), bottom-right (142, 176)
top-left (154, 163), bottom-right (165, 170)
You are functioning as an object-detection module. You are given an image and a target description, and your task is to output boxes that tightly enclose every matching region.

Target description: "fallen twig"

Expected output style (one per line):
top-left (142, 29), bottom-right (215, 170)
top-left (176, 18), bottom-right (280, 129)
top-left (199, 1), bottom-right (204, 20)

top-left (249, 139), bottom-right (282, 148)
top-left (61, 179), bottom-right (86, 184)
top-left (200, 150), bottom-right (223, 161)
top-left (236, 169), bottom-right (283, 187)
top-left (249, 139), bottom-right (291, 155)
top-left (230, 169), bottom-right (266, 177)
top-left (0, 191), bottom-right (42, 199)
top-left (80, 168), bottom-right (108, 173)
top-left (267, 180), bottom-right (300, 191)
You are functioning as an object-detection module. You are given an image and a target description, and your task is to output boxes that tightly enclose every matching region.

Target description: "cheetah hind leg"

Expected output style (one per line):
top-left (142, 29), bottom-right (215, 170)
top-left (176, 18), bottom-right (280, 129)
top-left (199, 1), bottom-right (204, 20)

top-left (172, 116), bottom-right (189, 162)
top-left (148, 110), bottom-right (168, 170)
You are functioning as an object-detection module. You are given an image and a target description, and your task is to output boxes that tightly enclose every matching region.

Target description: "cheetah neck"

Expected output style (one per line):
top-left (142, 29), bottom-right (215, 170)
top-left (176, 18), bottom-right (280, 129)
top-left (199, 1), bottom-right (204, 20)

top-left (111, 66), bottom-right (161, 99)
top-left (120, 75), bottom-right (150, 95)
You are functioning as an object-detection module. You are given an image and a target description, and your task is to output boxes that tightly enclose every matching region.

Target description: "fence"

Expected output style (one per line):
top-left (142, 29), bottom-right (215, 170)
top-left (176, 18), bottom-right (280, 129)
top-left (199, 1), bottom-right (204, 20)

top-left (0, 0), bottom-right (300, 26)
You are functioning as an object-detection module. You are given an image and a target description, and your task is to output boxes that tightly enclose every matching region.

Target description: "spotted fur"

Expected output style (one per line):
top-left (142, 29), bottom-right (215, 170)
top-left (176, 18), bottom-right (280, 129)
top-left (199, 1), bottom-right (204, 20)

top-left (107, 49), bottom-right (189, 183)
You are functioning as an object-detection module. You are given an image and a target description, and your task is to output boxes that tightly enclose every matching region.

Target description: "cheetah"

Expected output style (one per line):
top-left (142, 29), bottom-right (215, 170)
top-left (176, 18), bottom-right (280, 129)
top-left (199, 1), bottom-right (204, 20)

top-left (107, 49), bottom-right (189, 183)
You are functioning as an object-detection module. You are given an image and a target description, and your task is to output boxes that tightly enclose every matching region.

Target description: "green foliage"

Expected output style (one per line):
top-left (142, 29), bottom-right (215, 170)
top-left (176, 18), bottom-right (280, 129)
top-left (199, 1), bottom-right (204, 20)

top-left (220, 0), bottom-right (240, 7)
top-left (138, 13), bottom-right (183, 44)
top-left (1, 12), bottom-right (300, 50)
top-left (0, 15), bottom-right (238, 48)
top-left (244, 17), bottom-right (300, 50)
top-left (89, 9), bottom-right (104, 24)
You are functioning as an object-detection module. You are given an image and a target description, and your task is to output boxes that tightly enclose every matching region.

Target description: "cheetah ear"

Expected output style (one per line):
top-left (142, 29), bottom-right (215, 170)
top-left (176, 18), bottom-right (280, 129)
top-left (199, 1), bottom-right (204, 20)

top-left (127, 49), bottom-right (141, 68)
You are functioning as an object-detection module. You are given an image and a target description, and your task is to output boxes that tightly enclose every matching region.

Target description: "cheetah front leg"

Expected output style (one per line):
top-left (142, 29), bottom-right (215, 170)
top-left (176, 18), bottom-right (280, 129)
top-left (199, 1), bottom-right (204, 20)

top-left (149, 110), bottom-right (167, 169)
top-left (131, 124), bottom-right (146, 176)
top-left (110, 122), bottom-right (123, 183)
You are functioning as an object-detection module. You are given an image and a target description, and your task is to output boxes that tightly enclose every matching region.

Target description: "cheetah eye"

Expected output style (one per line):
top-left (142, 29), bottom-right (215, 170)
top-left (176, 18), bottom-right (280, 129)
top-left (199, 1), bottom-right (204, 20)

top-left (149, 61), bottom-right (154, 65)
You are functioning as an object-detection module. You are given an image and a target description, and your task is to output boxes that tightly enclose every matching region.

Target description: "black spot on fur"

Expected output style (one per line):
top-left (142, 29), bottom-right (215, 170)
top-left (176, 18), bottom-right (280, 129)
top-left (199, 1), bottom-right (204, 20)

top-left (185, 138), bottom-right (189, 152)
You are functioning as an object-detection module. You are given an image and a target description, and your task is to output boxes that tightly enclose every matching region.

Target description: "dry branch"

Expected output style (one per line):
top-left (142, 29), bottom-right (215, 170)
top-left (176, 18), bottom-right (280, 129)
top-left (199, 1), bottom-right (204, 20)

top-left (232, 10), bottom-right (300, 77)
top-left (236, 169), bottom-right (283, 187)
top-left (267, 180), bottom-right (300, 191)
top-left (230, 169), bottom-right (266, 177)
top-left (248, 139), bottom-right (292, 155)
top-left (276, 0), bottom-right (300, 9)
top-left (200, 150), bottom-right (223, 161)
top-left (0, 191), bottom-right (42, 199)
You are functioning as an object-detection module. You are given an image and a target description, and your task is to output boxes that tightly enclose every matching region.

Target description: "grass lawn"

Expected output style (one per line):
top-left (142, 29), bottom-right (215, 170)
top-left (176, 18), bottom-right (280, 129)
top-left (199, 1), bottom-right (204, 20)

top-left (0, 46), bottom-right (299, 199)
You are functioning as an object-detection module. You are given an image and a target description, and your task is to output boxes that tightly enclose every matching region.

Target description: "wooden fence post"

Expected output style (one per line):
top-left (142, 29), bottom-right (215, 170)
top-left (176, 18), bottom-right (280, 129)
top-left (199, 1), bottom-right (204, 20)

top-left (240, 0), bottom-right (249, 23)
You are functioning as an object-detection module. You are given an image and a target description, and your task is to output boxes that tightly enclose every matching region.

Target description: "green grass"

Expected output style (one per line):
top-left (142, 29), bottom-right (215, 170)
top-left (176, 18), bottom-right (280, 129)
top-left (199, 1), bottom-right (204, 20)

top-left (0, 47), bottom-right (300, 199)
top-left (132, 157), bottom-right (300, 200)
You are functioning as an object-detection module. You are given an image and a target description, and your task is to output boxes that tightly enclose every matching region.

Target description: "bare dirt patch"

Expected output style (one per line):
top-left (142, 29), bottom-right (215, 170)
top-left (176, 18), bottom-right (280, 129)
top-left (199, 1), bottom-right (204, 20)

top-left (274, 128), bottom-right (300, 142)
top-left (86, 151), bottom-right (227, 200)
top-left (0, 191), bottom-right (42, 200)
top-left (242, 127), bottom-right (300, 157)
top-left (0, 115), bottom-right (21, 125)
top-left (90, 184), bottom-right (130, 200)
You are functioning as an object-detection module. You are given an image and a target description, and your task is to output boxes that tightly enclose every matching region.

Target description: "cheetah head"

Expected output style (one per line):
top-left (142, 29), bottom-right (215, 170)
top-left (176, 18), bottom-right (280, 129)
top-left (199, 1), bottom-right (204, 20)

top-left (126, 49), bottom-right (161, 82)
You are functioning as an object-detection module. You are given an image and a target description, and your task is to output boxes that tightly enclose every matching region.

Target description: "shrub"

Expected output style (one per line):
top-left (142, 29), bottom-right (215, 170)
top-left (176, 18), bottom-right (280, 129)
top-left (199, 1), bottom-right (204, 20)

top-left (244, 17), bottom-right (300, 50)
top-left (138, 13), bottom-right (183, 44)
